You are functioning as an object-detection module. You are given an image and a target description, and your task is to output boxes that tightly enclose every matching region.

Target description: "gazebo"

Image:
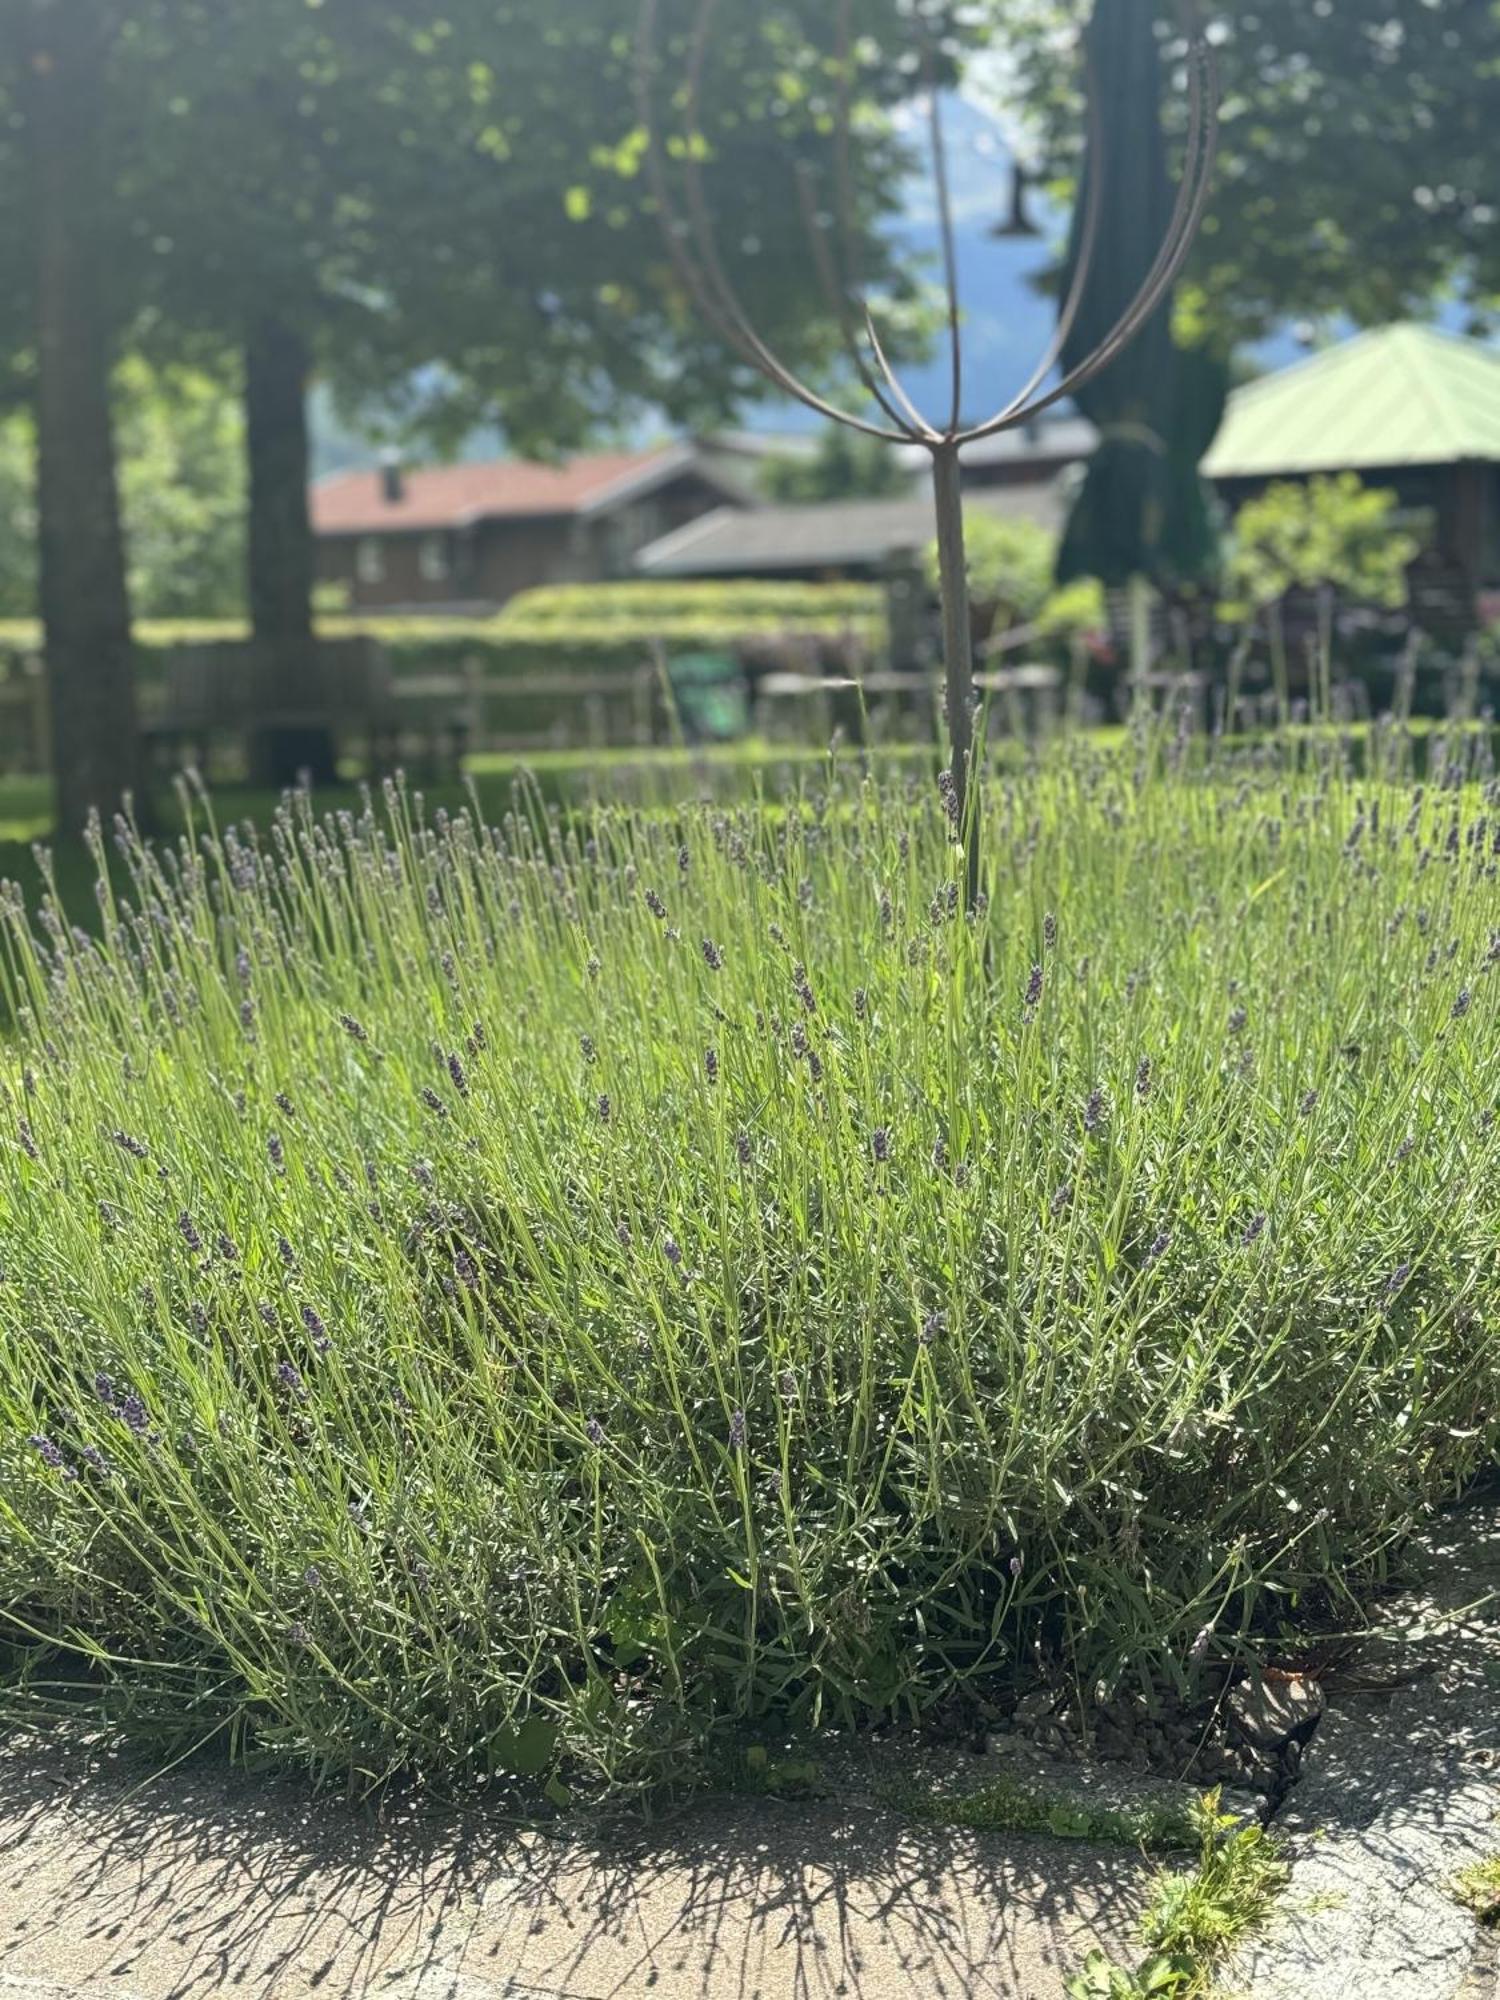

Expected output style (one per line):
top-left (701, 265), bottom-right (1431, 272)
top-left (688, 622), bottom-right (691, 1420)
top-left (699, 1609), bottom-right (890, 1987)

top-left (1204, 325), bottom-right (1500, 629)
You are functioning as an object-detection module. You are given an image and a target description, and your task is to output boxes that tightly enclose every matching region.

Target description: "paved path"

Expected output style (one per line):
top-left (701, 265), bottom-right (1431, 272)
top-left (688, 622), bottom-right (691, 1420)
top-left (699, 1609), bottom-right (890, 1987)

top-left (15, 1503), bottom-right (1500, 1998)
top-left (0, 1732), bottom-right (1151, 2000)
top-left (1226, 1500), bottom-right (1500, 2000)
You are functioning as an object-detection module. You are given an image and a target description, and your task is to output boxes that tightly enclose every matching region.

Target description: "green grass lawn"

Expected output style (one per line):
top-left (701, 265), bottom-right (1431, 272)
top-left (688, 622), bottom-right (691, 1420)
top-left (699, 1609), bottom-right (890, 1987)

top-left (3, 721), bottom-right (1499, 1799)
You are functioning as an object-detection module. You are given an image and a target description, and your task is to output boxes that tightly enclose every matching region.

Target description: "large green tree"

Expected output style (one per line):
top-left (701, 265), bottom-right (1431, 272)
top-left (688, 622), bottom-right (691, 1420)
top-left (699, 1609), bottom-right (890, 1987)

top-left (3, 0), bottom-right (945, 815)
top-left (134, 3), bottom-right (933, 626)
top-left (9, 1), bottom-right (141, 836)
top-left (993, 0), bottom-right (1499, 343)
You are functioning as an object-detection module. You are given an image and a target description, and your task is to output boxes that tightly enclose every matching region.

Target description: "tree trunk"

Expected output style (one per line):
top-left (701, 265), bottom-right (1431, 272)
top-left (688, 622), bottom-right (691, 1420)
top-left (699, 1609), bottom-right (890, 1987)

top-left (244, 315), bottom-right (335, 786)
top-left (24, 0), bottom-right (142, 838)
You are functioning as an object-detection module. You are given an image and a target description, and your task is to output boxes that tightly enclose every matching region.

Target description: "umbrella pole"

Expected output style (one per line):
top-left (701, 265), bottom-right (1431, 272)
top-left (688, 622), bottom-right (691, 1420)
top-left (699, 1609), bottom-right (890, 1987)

top-left (931, 441), bottom-right (980, 911)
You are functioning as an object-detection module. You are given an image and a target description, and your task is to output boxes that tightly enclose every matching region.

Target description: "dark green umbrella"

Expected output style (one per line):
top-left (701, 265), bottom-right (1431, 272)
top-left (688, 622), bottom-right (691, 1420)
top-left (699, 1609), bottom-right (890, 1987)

top-left (1056, 0), bottom-right (1222, 609)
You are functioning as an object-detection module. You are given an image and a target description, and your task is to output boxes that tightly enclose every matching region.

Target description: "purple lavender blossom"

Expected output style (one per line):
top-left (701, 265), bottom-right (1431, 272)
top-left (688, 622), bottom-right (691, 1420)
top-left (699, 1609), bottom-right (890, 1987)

top-left (597, 1092), bottom-right (612, 1124)
top-left (701, 938), bottom-right (724, 972)
top-left (735, 1130), bottom-right (752, 1166)
top-left (453, 1248), bottom-right (480, 1288)
top-left (937, 768), bottom-right (960, 829)
top-left (420, 1087), bottom-right (449, 1118)
top-left (585, 1416), bottom-right (605, 1448)
top-left (1145, 1230), bottom-right (1172, 1265)
top-left (1453, 988), bottom-right (1473, 1019)
top-left (276, 1359), bottom-right (304, 1394)
top-left (119, 1391), bottom-right (149, 1436)
top-left (1083, 1089), bottom-right (1106, 1134)
top-left (177, 1211), bottom-right (203, 1253)
top-left (1135, 1057), bottom-right (1153, 1100)
top-left (447, 1051), bottom-right (469, 1096)
top-left (704, 1046), bottom-right (719, 1085)
top-left (1240, 1211), bottom-right (1268, 1247)
top-left (301, 1304), bottom-right (330, 1352)
top-left (1024, 964), bottom-right (1043, 1010)
top-left (919, 1310), bottom-right (945, 1348)
top-left (94, 1371), bottom-right (114, 1405)
top-left (663, 1236), bottom-right (683, 1269)
top-left (727, 1409), bottom-right (746, 1451)
top-left (644, 889), bottom-right (667, 919)
top-left (217, 1232), bottom-right (239, 1263)
top-left (1043, 911), bottom-right (1058, 951)
top-left (28, 1433), bottom-right (74, 1477)
top-left (339, 1014), bottom-right (368, 1043)
top-left (111, 1131), bottom-right (149, 1160)
top-left (871, 1126), bottom-right (891, 1164)
top-left (1299, 1089), bottom-right (1319, 1117)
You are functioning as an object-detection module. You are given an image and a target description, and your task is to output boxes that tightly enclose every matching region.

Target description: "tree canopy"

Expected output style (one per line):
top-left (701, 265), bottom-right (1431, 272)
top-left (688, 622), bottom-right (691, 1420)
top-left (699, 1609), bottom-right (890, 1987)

top-left (0, 0), bottom-right (958, 824)
top-left (992, 0), bottom-right (1499, 344)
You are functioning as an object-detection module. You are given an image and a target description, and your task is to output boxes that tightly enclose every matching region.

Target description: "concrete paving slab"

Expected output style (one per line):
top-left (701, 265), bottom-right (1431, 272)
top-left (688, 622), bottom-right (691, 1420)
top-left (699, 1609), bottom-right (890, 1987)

top-left (0, 1730), bottom-right (1155, 2000)
top-left (1225, 1501), bottom-right (1500, 2000)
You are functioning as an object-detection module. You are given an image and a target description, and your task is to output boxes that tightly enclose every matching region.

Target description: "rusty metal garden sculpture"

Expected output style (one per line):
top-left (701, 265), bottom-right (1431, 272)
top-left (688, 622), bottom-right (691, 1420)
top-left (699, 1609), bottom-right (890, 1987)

top-left (637, 0), bottom-right (1218, 906)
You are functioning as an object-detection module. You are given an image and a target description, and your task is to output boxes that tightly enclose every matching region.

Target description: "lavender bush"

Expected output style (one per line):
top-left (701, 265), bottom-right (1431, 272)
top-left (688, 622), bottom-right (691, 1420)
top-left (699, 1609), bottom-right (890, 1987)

top-left (2, 724), bottom-right (1500, 1794)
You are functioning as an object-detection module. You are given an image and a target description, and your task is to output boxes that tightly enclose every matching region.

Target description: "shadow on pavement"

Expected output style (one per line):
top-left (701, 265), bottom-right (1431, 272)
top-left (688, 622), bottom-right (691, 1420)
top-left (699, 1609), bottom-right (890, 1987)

top-left (0, 1727), bottom-right (1153, 1999)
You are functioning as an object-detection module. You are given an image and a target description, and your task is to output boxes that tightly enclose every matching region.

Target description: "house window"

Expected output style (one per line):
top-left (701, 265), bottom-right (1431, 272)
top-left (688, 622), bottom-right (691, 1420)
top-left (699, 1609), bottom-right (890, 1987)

top-left (355, 537), bottom-right (385, 585)
top-left (418, 533), bottom-right (451, 583)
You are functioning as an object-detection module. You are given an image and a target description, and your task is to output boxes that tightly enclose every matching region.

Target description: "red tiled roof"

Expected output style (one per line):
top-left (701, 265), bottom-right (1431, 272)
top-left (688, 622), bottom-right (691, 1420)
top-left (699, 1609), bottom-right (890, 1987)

top-left (310, 448), bottom-right (684, 536)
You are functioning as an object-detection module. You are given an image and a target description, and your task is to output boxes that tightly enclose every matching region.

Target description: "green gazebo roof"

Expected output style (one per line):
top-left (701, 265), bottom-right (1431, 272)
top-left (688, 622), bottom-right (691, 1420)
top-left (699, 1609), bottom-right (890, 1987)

top-left (1203, 324), bottom-right (1500, 480)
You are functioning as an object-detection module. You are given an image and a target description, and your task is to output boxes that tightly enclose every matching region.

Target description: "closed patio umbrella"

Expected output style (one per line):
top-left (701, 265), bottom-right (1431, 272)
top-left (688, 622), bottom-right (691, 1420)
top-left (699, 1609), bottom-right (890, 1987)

top-left (1055, 0), bottom-right (1222, 673)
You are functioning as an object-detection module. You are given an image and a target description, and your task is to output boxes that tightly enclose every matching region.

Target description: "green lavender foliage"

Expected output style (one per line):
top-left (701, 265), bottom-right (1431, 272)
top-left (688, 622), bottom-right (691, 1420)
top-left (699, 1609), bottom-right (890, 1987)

top-left (2, 722), bottom-right (1499, 1793)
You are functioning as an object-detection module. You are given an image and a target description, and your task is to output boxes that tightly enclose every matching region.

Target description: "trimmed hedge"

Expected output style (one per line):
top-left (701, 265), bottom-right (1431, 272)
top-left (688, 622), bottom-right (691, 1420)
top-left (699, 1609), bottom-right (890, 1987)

top-left (0, 580), bottom-right (886, 686)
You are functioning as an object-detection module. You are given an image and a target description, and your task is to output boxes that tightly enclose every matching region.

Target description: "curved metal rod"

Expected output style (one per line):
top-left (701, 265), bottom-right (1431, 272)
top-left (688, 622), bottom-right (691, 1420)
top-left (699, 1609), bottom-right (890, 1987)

top-left (862, 303), bottom-right (939, 439)
top-left (808, 0), bottom-right (927, 431)
top-left (957, 51), bottom-right (1108, 440)
top-left (922, 40), bottom-right (965, 436)
top-left (961, 33), bottom-right (1218, 443)
top-left (658, 0), bottom-right (915, 442)
top-left (634, 0), bottom-right (910, 440)
top-left (792, 159), bottom-right (928, 438)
